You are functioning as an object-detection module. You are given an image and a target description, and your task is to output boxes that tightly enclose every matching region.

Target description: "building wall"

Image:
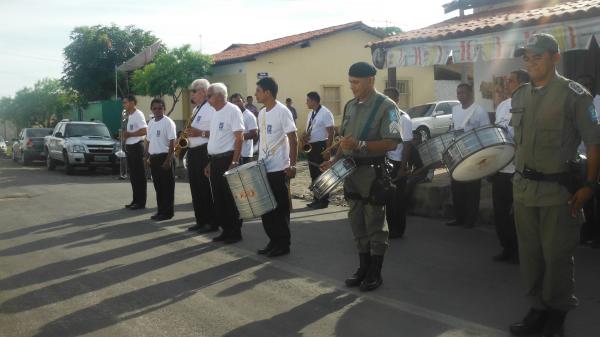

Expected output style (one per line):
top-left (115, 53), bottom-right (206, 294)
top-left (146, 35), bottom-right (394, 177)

top-left (386, 66), bottom-right (436, 109)
top-left (473, 58), bottom-right (524, 112)
top-left (210, 63), bottom-right (248, 100)
top-left (435, 80), bottom-right (462, 102)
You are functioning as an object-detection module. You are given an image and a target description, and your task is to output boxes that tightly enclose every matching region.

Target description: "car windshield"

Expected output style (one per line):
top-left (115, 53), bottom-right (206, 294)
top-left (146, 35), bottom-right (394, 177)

top-left (26, 129), bottom-right (52, 137)
top-left (65, 124), bottom-right (111, 138)
top-left (407, 104), bottom-right (435, 118)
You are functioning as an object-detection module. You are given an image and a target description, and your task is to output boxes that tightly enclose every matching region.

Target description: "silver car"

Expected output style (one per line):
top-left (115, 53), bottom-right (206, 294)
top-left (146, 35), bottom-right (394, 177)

top-left (407, 100), bottom-right (459, 140)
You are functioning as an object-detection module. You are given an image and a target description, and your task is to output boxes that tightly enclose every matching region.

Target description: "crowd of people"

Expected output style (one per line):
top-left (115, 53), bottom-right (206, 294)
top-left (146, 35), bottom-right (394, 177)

top-left (116, 33), bottom-right (600, 337)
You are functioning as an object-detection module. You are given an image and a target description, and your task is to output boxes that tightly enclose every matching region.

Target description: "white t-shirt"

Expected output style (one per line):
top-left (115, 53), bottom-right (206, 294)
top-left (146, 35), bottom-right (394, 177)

top-left (207, 102), bottom-right (245, 155)
top-left (147, 116), bottom-right (176, 155)
top-left (126, 109), bottom-right (148, 144)
top-left (241, 109), bottom-right (258, 157)
top-left (387, 112), bottom-right (414, 161)
top-left (188, 101), bottom-right (215, 148)
top-left (452, 103), bottom-right (490, 132)
top-left (305, 105), bottom-right (335, 143)
top-left (593, 94), bottom-right (600, 115)
top-left (495, 98), bottom-right (515, 173)
top-left (258, 101), bottom-right (298, 172)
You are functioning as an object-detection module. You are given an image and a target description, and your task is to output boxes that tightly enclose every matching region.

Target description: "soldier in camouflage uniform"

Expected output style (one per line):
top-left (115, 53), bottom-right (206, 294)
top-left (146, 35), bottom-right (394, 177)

top-left (509, 34), bottom-right (600, 337)
top-left (320, 62), bottom-right (404, 291)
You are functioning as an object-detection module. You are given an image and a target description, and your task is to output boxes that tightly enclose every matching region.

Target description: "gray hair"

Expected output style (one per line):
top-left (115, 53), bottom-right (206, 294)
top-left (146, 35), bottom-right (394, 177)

top-left (189, 78), bottom-right (210, 90)
top-left (208, 83), bottom-right (228, 98)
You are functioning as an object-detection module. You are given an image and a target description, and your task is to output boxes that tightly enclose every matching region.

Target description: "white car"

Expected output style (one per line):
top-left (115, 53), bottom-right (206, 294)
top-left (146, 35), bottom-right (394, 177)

top-left (407, 100), bottom-right (460, 140)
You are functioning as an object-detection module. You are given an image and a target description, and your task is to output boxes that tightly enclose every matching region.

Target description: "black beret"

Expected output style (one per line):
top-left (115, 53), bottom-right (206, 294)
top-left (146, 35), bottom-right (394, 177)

top-left (348, 62), bottom-right (377, 77)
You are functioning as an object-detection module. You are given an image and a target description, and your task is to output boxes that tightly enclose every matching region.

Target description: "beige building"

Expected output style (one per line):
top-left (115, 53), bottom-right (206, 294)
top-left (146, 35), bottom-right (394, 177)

top-left (210, 22), bottom-right (435, 130)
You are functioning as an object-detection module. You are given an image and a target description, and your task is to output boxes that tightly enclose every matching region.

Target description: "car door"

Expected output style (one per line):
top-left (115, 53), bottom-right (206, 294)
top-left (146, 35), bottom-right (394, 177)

top-left (16, 130), bottom-right (24, 158)
top-left (50, 123), bottom-right (64, 159)
top-left (431, 103), bottom-right (454, 135)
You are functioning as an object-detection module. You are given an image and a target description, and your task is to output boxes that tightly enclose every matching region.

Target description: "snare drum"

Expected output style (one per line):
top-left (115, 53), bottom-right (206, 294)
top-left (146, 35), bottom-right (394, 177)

top-left (310, 157), bottom-right (357, 200)
top-left (417, 130), bottom-right (464, 167)
top-left (224, 160), bottom-right (277, 220)
top-left (442, 125), bottom-right (515, 182)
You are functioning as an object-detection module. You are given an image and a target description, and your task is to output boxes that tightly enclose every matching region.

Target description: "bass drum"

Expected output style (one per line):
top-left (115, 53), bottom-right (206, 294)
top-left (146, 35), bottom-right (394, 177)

top-left (224, 160), bottom-right (277, 220)
top-left (442, 125), bottom-right (515, 182)
top-left (417, 130), bottom-right (464, 168)
top-left (310, 157), bottom-right (357, 200)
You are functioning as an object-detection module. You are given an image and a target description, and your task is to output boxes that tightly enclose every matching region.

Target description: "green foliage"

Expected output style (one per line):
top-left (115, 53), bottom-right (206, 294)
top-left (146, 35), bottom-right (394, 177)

top-left (131, 45), bottom-right (212, 115)
top-left (0, 79), bottom-right (77, 129)
top-left (376, 26), bottom-right (403, 36)
top-left (63, 24), bottom-right (160, 102)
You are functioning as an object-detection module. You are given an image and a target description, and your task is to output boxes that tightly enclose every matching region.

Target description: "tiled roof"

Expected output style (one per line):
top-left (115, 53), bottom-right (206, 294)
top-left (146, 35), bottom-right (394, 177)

top-left (369, 0), bottom-right (600, 48)
top-left (212, 21), bottom-right (385, 65)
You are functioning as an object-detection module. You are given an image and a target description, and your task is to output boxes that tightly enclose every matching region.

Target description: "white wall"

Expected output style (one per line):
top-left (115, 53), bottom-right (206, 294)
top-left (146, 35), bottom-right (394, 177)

top-left (435, 80), bottom-right (462, 101)
top-left (473, 58), bottom-right (524, 112)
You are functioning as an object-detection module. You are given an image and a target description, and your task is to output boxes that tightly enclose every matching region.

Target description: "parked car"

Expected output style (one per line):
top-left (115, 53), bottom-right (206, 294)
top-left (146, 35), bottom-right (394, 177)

top-left (12, 128), bottom-right (53, 165)
top-left (0, 136), bottom-right (7, 157)
top-left (407, 100), bottom-right (460, 140)
top-left (45, 120), bottom-right (120, 174)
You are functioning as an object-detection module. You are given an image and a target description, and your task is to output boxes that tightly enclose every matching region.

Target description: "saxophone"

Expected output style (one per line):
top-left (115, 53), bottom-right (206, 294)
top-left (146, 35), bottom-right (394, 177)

top-left (174, 106), bottom-right (197, 157)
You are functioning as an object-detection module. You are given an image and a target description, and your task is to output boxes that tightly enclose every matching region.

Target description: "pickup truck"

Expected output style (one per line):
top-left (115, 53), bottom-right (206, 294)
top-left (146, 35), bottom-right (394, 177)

top-left (45, 120), bottom-right (121, 174)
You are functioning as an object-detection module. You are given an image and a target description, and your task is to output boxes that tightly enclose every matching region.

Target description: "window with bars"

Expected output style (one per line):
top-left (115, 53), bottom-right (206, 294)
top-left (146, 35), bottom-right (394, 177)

top-left (322, 86), bottom-right (341, 115)
top-left (385, 79), bottom-right (411, 109)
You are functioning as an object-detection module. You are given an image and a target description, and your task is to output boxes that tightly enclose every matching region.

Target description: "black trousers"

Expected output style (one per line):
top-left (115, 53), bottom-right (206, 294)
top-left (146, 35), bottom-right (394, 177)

top-left (581, 194), bottom-right (600, 243)
top-left (450, 178), bottom-right (481, 226)
top-left (261, 171), bottom-right (291, 248)
top-left (491, 173), bottom-right (518, 256)
top-left (307, 140), bottom-right (329, 202)
top-left (126, 142), bottom-right (147, 206)
top-left (187, 145), bottom-right (213, 226)
top-left (149, 153), bottom-right (175, 216)
top-left (385, 159), bottom-right (408, 236)
top-left (210, 154), bottom-right (242, 237)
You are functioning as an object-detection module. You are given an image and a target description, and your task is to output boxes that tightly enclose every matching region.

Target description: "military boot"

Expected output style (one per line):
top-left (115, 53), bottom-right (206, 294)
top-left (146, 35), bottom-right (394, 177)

top-left (359, 254), bottom-right (383, 291)
top-left (509, 308), bottom-right (547, 336)
top-left (542, 309), bottom-right (566, 337)
top-left (344, 253), bottom-right (370, 287)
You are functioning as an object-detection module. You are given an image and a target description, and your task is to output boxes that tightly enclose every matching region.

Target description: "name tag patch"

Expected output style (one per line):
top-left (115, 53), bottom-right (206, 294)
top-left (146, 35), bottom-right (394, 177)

top-left (156, 130), bottom-right (160, 137)
top-left (589, 104), bottom-right (599, 124)
top-left (129, 124), bottom-right (133, 130)
top-left (267, 125), bottom-right (272, 134)
top-left (219, 122), bottom-right (224, 130)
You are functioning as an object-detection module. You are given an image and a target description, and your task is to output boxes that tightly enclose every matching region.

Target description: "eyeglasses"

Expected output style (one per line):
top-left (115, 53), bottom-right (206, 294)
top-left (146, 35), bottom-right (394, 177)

top-left (190, 89), bottom-right (197, 93)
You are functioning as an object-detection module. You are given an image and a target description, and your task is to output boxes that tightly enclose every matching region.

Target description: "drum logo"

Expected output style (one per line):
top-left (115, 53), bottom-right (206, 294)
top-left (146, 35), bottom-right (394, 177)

top-left (239, 190), bottom-right (256, 199)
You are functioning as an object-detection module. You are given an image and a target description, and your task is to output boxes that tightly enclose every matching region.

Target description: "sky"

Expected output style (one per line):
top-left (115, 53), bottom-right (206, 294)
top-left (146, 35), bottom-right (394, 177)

top-left (0, 0), bottom-right (457, 98)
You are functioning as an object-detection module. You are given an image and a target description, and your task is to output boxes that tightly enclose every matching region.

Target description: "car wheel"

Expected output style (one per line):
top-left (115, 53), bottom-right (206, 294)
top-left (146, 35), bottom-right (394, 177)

top-left (63, 152), bottom-right (74, 175)
top-left (22, 153), bottom-right (31, 166)
top-left (46, 151), bottom-right (56, 171)
top-left (416, 126), bottom-right (431, 141)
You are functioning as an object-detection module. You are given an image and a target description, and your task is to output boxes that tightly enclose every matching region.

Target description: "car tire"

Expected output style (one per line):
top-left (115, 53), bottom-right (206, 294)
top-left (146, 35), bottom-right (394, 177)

top-left (46, 150), bottom-right (56, 171)
top-left (63, 152), bottom-right (74, 175)
top-left (416, 126), bottom-right (431, 141)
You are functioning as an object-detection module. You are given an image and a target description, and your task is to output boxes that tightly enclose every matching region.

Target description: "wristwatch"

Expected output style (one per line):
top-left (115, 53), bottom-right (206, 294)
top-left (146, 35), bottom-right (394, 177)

top-left (231, 161), bottom-right (239, 165)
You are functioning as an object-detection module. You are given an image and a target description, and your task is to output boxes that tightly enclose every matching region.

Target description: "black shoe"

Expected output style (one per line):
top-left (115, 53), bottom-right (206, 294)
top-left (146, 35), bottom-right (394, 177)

top-left (493, 251), bottom-right (511, 262)
top-left (311, 202), bottom-right (329, 210)
top-left (155, 214), bottom-right (173, 221)
top-left (128, 204), bottom-right (145, 210)
top-left (196, 226), bottom-right (219, 234)
top-left (510, 308), bottom-right (548, 336)
top-left (306, 200), bottom-right (318, 208)
top-left (360, 255), bottom-right (384, 292)
top-left (188, 224), bottom-right (202, 231)
top-left (267, 246), bottom-right (290, 257)
top-left (125, 202), bottom-right (135, 209)
top-left (150, 213), bottom-right (160, 220)
top-left (446, 220), bottom-right (462, 227)
top-left (224, 235), bottom-right (242, 244)
top-left (257, 243), bottom-right (274, 255)
top-left (212, 232), bottom-right (228, 242)
top-left (345, 253), bottom-right (370, 287)
top-left (542, 309), bottom-right (566, 337)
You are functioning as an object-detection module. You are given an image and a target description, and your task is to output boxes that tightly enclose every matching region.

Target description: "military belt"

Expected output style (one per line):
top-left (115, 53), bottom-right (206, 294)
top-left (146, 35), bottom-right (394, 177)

top-left (353, 156), bottom-right (385, 166)
top-left (517, 167), bottom-right (568, 182)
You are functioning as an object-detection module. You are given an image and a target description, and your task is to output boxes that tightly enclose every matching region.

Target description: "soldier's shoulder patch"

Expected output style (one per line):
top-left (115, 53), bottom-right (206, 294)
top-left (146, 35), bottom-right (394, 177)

top-left (568, 81), bottom-right (590, 96)
top-left (511, 83), bottom-right (528, 98)
top-left (588, 104), bottom-right (599, 124)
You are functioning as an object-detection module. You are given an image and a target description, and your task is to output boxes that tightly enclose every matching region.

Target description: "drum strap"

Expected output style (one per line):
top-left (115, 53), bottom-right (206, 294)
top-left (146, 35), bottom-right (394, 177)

top-left (359, 96), bottom-right (385, 140)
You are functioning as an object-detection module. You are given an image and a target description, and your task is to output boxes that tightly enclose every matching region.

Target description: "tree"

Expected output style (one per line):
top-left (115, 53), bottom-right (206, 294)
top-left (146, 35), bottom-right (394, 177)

top-left (376, 26), bottom-right (403, 36)
top-left (0, 79), bottom-right (77, 129)
top-left (131, 45), bottom-right (212, 115)
top-left (63, 25), bottom-right (160, 103)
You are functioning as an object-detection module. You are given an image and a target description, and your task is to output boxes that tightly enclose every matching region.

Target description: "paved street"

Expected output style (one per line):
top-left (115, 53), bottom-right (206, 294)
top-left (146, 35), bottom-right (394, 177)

top-left (0, 158), bottom-right (599, 337)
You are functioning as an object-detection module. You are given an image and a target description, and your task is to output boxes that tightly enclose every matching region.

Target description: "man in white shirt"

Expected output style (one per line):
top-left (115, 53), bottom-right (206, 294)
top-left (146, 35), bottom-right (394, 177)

top-left (185, 79), bottom-right (217, 233)
top-left (383, 87), bottom-right (414, 239)
top-left (204, 83), bottom-right (245, 244)
top-left (144, 98), bottom-right (177, 221)
top-left (255, 77), bottom-right (298, 257)
top-left (492, 69), bottom-right (530, 264)
top-left (122, 95), bottom-right (148, 210)
top-left (302, 91), bottom-right (335, 209)
top-left (447, 83), bottom-right (491, 228)
top-left (230, 93), bottom-right (258, 164)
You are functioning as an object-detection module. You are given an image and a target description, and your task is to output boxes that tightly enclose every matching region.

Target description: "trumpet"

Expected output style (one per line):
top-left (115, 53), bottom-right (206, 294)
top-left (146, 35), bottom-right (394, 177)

top-left (321, 136), bottom-right (342, 155)
top-left (174, 108), bottom-right (197, 157)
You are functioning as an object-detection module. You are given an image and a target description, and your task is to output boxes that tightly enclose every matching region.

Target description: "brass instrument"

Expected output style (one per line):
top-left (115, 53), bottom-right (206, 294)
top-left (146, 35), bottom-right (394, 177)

top-left (301, 131), bottom-right (312, 153)
top-left (320, 136), bottom-right (342, 156)
top-left (116, 110), bottom-right (128, 179)
top-left (174, 107), bottom-right (198, 157)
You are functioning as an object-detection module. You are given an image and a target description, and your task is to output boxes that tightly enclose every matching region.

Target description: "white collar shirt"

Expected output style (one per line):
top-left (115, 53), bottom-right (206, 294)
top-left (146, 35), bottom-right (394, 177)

top-left (188, 100), bottom-right (215, 148)
top-left (305, 105), bottom-right (335, 143)
top-left (258, 101), bottom-right (298, 172)
top-left (207, 102), bottom-right (245, 155)
top-left (452, 103), bottom-right (490, 132)
top-left (125, 109), bottom-right (148, 144)
top-left (241, 109), bottom-right (258, 157)
top-left (386, 111), bottom-right (414, 161)
top-left (147, 116), bottom-right (176, 154)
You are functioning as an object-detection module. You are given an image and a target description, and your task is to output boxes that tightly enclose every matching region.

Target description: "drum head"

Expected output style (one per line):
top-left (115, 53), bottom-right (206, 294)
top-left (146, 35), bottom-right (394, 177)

top-left (451, 144), bottom-right (514, 181)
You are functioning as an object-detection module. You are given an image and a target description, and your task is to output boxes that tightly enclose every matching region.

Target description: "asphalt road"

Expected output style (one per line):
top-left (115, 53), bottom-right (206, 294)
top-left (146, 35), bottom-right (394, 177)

top-left (0, 158), bottom-right (599, 337)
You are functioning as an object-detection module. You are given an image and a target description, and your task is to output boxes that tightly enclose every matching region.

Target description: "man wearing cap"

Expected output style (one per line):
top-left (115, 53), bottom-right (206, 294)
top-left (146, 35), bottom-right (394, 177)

top-left (509, 33), bottom-right (600, 337)
top-left (320, 62), bottom-right (403, 291)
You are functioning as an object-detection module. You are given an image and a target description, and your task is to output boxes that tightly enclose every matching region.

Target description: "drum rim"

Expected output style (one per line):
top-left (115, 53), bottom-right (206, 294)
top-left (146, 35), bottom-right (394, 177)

top-left (445, 142), bottom-right (515, 181)
top-left (310, 157), bottom-right (356, 199)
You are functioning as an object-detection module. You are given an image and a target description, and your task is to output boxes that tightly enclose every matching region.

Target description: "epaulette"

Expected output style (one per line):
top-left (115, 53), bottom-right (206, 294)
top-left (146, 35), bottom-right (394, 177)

top-left (511, 83), bottom-right (528, 98)
top-left (568, 81), bottom-right (590, 96)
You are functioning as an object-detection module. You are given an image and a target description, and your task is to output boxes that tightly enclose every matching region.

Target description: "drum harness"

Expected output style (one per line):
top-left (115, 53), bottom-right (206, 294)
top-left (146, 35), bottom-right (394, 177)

top-left (342, 96), bottom-right (394, 205)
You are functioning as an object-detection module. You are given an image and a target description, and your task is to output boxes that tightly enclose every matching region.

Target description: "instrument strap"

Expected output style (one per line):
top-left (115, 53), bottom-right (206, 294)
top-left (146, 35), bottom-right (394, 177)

top-left (306, 105), bottom-right (322, 133)
top-left (260, 108), bottom-right (287, 159)
top-left (359, 95), bottom-right (385, 140)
